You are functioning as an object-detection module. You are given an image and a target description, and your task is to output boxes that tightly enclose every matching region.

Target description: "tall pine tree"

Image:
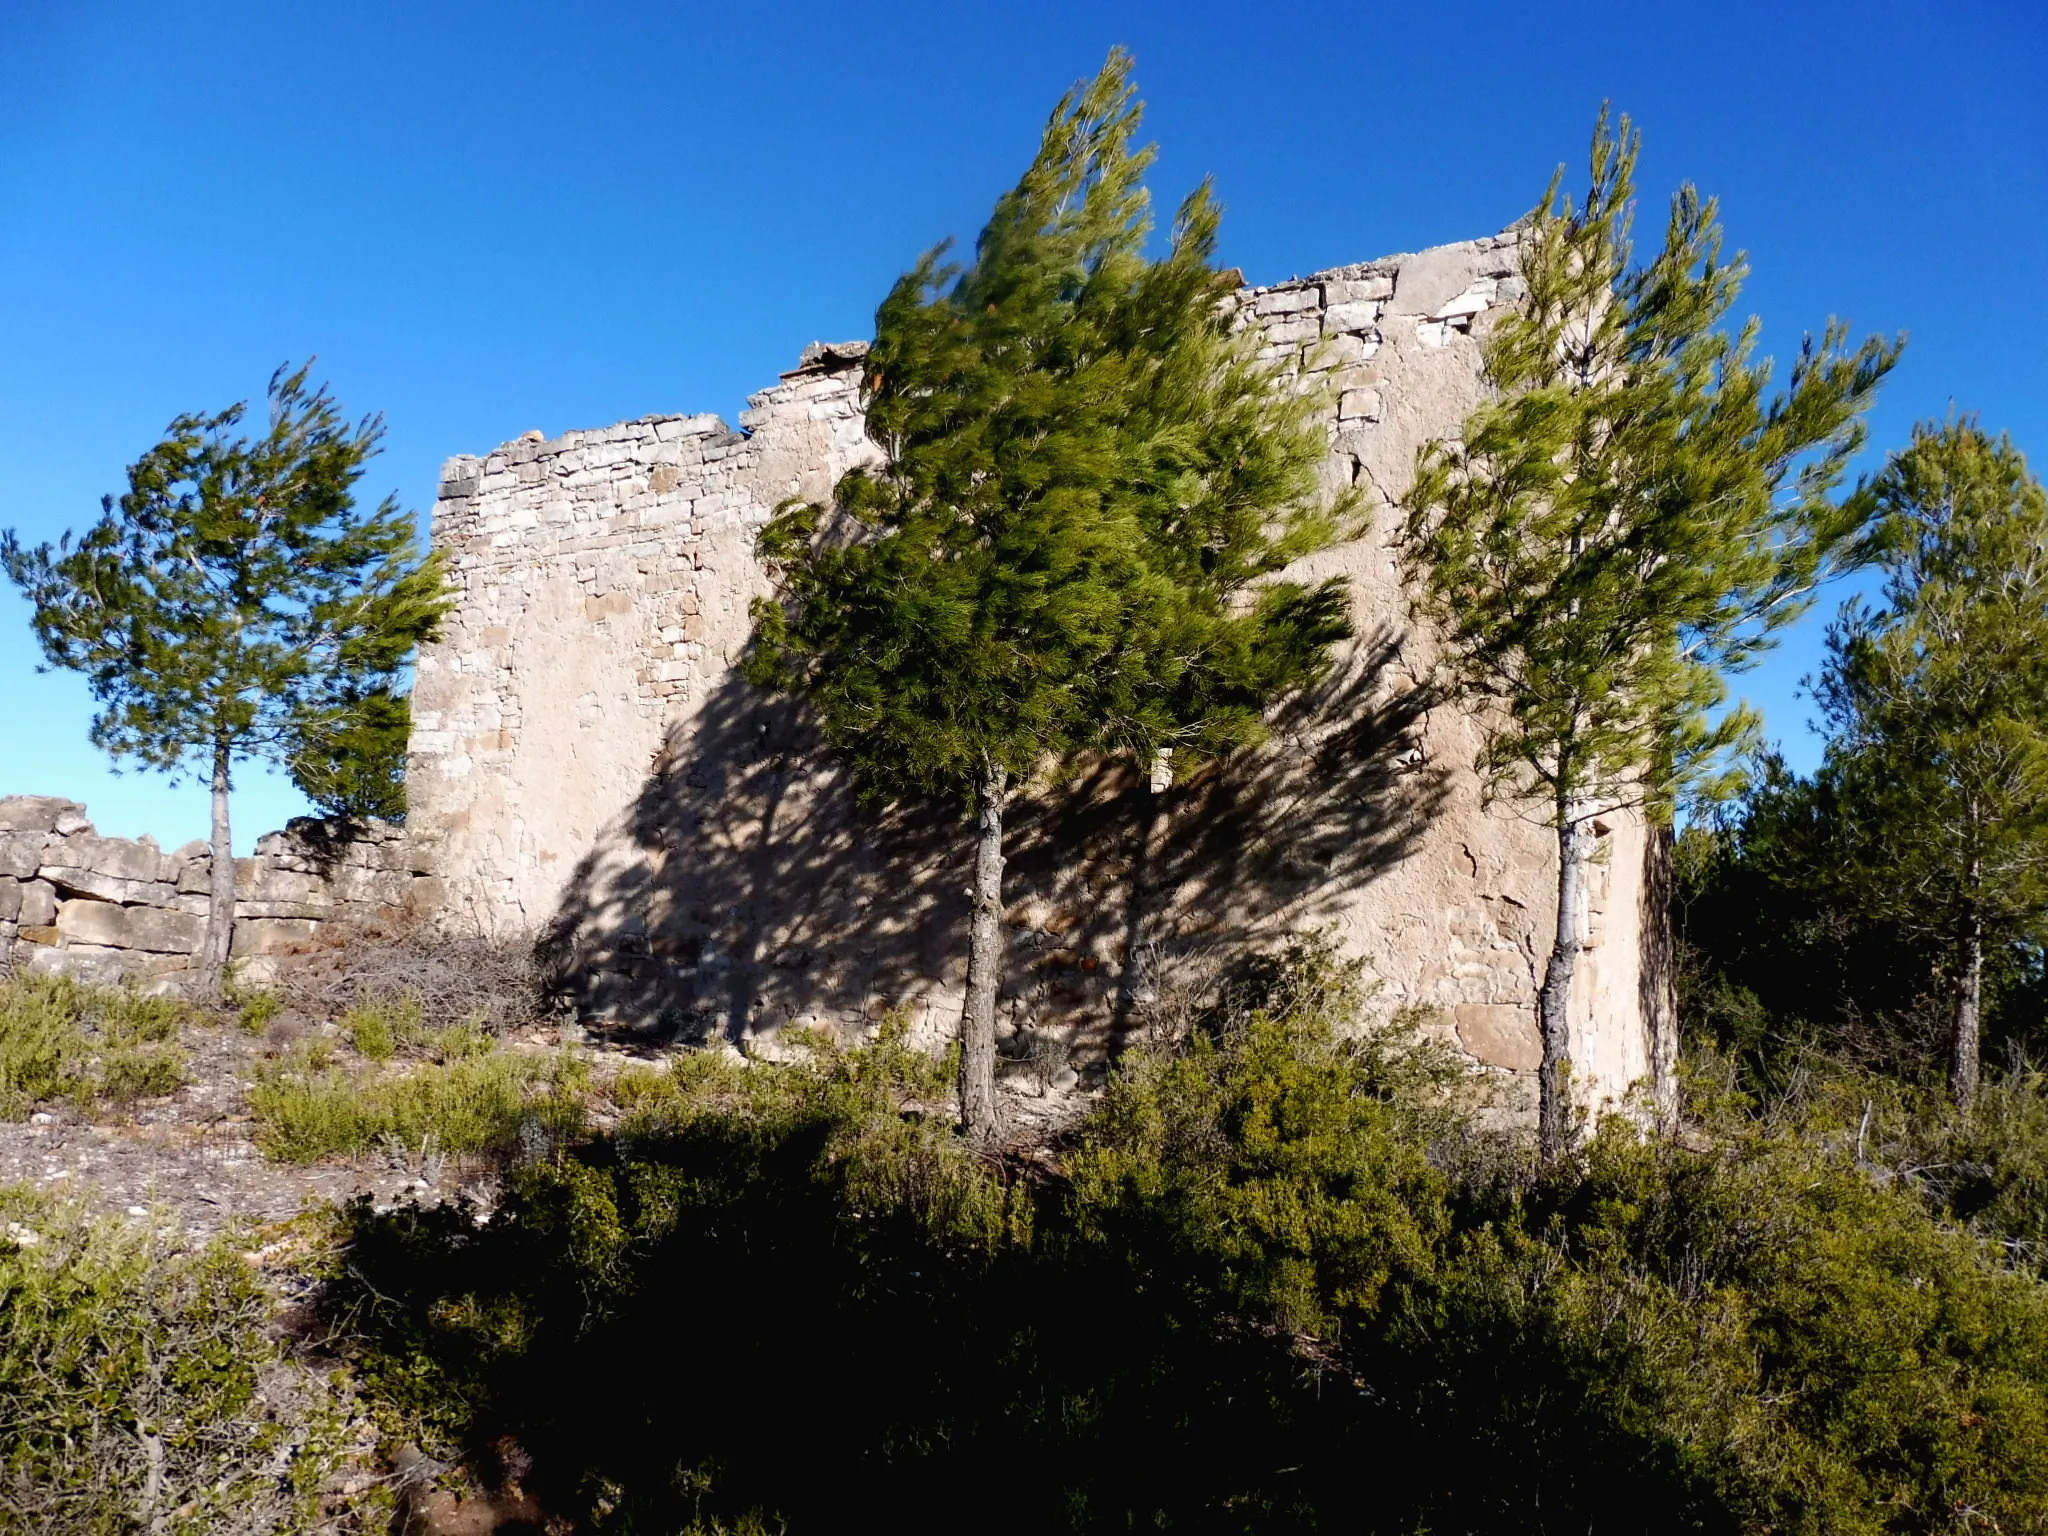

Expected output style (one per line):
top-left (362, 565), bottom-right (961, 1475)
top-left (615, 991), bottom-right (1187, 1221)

top-left (747, 51), bottom-right (1353, 1140)
top-left (1400, 111), bottom-right (1898, 1157)
top-left (2, 365), bottom-right (450, 980)
top-left (1818, 418), bottom-right (2048, 1106)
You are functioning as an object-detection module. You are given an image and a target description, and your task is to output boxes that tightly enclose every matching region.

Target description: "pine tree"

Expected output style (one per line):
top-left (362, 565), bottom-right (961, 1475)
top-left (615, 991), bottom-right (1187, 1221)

top-left (286, 684), bottom-right (413, 824)
top-left (1400, 110), bottom-right (1899, 1158)
top-left (747, 51), bottom-right (1353, 1141)
top-left (2, 365), bottom-right (450, 981)
top-left (1818, 418), bottom-right (2048, 1106)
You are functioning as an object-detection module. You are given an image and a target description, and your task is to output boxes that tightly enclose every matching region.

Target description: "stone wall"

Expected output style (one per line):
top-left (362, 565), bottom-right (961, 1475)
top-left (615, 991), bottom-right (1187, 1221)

top-left (408, 229), bottom-right (1665, 1120)
top-left (0, 796), bottom-right (431, 985)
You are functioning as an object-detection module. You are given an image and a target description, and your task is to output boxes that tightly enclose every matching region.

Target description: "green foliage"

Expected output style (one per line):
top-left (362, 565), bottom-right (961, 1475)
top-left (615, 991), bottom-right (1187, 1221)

top-left (1817, 416), bottom-right (2048, 1097)
top-left (316, 932), bottom-right (2048, 1533)
top-left (224, 976), bottom-right (285, 1035)
top-left (0, 363), bottom-right (450, 791)
top-left (747, 50), bottom-right (1350, 806)
top-left (341, 998), bottom-right (405, 1062)
top-left (0, 973), bottom-right (188, 1119)
top-left (249, 1039), bottom-right (587, 1163)
top-left (0, 1187), bottom-right (371, 1533)
top-left (1401, 109), bottom-right (1898, 825)
top-left (1069, 938), bottom-right (1458, 1334)
top-left (1400, 106), bottom-right (1898, 1152)
top-left (285, 683), bottom-right (412, 822)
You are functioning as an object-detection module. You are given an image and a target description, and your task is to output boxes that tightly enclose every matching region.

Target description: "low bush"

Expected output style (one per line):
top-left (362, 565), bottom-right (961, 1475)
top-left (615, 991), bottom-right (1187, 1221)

top-left (317, 940), bottom-right (2048, 1534)
top-left (0, 972), bottom-right (187, 1119)
top-left (250, 1039), bottom-right (587, 1164)
top-left (0, 1185), bottom-right (377, 1533)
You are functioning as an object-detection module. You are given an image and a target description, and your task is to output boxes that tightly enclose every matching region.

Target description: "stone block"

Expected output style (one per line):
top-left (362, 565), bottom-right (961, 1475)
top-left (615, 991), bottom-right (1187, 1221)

top-left (1454, 1003), bottom-right (1541, 1071)
top-left (38, 866), bottom-right (179, 905)
top-left (1323, 300), bottom-right (1382, 333)
top-left (175, 860), bottom-right (212, 895)
top-left (1315, 333), bottom-right (1375, 368)
top-left (19, 925), bottom-right (60, 946)
top-left (18, 881), bottom-right (56, 927)
top-left (0, 879), bottom-right (18, 922)
top-left (1337, 388), bottom-right (1382, 422)
top-left (1253, 285), bottom-right (1321, 316)
top-left (230, 917), bottom-right (324, 957)
top-left (0, 834), bottom-right (43, 879)
top-left (0, 796), bottom-right (86, 833)
top-left (1260, 316), bottom-right (1320, 346)
top-left (56, 898), bottom-right (206, 955)
top-left (49, 834), bottom-right (168, 884)
top-left (1323, 275), bottom-right (1394, 304)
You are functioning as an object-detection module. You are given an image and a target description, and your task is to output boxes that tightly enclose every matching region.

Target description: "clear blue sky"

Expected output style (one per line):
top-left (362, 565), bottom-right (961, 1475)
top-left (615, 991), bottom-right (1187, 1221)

top-left (2, 0), bottom-right (2042, 850)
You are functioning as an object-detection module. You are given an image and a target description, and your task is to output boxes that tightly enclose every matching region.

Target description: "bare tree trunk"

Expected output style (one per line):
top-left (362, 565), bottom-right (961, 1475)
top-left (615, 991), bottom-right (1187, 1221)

top-left (202, 738), bottom-right (236, 989)
top-left (959, 763), bottom-right (1008, 1143)
top-left (1952, 908), bottom-right (1984, 1110)
top-left (1537, 808), bottom-right (1590, 1161)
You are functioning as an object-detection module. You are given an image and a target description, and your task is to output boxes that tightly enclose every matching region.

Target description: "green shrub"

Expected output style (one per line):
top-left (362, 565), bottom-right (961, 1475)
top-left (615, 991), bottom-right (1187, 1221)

top-left (341, 997), bottom-right (416, 1062)
top-left (319, 940), bottom-right (2048, 1534)
top-left (223, 975), bottom-right (284, 1034)
top-left (0, 972), bottom-right (188, 1118)
top-left (250, 1041), bottom-right (587, 1164)
top-left (1069, 936), bottom-right (1459, 1334)
top-left (0, 1185), bottom-right (375, 1533)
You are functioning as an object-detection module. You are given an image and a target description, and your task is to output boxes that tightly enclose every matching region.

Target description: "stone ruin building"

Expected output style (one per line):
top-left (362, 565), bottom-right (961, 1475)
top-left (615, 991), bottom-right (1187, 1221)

top-left (0, 229), bottom-right (1674, 1122)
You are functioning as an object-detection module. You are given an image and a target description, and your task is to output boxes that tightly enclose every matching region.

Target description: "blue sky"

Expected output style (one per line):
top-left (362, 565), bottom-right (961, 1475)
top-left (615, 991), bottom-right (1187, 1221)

top-left (1, 0), bottom-right (2042, 849)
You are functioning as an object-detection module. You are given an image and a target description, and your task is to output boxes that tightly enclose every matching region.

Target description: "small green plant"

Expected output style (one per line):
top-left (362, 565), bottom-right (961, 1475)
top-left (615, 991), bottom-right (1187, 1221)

top-left (0, 972), bottom-right (188, 1118)
top-left (223, 974), bottom-right (284, 1034)
top-left (342, 996), bottom-right (419, 1062)
top-left (251, 1046), bottom-right (588, 1164)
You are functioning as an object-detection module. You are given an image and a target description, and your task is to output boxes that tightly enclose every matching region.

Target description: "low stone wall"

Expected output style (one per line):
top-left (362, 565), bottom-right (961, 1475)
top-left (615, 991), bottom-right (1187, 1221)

top-left (0, 795), bottom-right (435, 985)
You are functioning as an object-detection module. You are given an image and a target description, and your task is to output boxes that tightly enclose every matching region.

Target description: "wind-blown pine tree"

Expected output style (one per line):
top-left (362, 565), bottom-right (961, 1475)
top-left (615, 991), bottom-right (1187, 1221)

top-left (1818, 418), bottom-right (2048, 1106)
top-left (1400, 111), bottom-right (1899, 1157)
top-left (747, 50), bottom-right (1354, 1140)
top-left (2, 364), bottom-right (450, 979)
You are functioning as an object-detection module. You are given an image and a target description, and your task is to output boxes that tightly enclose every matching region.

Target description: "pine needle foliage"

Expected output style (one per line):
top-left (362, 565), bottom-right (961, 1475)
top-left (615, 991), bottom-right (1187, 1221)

top-left (746, 50), bottom-right (1353, 1138)
top-left (1, 365), bottom-right (451, 973)
top-left (1818, 417), bottom-right (2048, 1105)
top-left (1400, 109), bottom-right (1899, 1157)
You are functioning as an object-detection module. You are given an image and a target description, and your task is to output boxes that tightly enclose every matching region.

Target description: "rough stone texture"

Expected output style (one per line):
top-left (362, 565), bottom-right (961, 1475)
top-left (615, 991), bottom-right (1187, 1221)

top-left (407, 228), bottom-right (1663, 1122)
top-left (55, 898), bottom-right (205, 955)
top-left (0, 801), bottom-right (432, 983)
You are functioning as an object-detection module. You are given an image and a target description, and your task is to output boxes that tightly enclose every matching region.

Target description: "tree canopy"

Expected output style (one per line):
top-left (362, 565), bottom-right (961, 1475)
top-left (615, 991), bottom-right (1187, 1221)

top-left (1818, 417), bottom-right (2048, 1103)
top-left (746, 50), bottom-right (1353, 1137)
top-left (1400, 109), bottom-right (1900, 1155)
top-left (2, 364), bottom-right (449, 970)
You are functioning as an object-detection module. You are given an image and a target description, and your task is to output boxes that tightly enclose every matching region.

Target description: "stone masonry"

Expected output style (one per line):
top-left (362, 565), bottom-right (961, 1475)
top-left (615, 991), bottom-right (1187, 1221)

top-left (0, 796), bottom-right (432, 985)
top-left (407, 228), bottom-right (1666, 1120)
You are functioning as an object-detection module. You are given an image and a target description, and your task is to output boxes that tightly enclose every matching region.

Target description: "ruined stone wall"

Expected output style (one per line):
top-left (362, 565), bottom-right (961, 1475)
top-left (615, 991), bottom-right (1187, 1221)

top-left (408, 231), bottom-right (1660, 1120)
top-left (0, 796), bottom-right (430, 985)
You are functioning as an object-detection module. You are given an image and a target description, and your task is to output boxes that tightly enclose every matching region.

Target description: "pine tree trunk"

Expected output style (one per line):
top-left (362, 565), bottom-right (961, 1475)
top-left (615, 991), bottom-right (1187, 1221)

top-left (1952, 908), bottom-right (1985, 1110)
top-left (959, 763), bottom-right (1008, 1143)
top-left (202, 738), bottom-right (236, 988)
top-left (1642, 821), bottom-right (1681, 1134)
top-left (1536, 809), bottom-right (1590, 1161)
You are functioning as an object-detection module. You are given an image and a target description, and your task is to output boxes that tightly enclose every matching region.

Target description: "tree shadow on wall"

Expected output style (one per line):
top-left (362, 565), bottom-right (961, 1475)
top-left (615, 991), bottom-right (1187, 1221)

top-left (537, 625), bottom-right (1451, 1055)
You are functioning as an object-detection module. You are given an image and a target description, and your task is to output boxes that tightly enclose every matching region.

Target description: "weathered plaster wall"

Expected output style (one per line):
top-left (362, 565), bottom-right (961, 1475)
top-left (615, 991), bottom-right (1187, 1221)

top-left (0, 796), bottom-right (431, 984)
top-left (408, 231), bottom-right (1659, 1119)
